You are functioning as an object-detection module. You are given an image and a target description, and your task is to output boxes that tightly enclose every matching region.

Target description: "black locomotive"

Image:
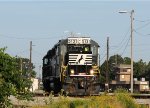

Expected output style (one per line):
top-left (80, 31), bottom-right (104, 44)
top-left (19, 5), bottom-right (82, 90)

top-left (42, 37), bottom-right (100, 95)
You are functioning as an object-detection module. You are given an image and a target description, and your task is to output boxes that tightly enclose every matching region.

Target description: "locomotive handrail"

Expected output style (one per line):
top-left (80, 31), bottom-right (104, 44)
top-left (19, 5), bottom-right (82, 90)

top-left (60, 64), bottom-right (68, 82)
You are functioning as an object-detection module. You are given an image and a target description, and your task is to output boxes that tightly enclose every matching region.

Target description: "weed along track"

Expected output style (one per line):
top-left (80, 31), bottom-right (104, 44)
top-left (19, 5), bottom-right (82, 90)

top-left (11, 91), bottom-right (150, 108)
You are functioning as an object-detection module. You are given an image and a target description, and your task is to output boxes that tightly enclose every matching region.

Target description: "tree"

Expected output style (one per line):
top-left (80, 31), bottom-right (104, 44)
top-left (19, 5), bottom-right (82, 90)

top-left (100, 54), bottom-right (124, 83)
top-left (133, 59), bottom-right (146, 79)
top-left (0, 48), bottom-right (34, 107)
top-left (15, 57), bottom-right (36, 78)
top-left (144, 61), bottom-right (150, 82)
top-left (100, 60), bottom-right (107, 83)
top-left (123, 57), bottom-right (131, 64)
top-left (109, 54), bottom-right (124, 65)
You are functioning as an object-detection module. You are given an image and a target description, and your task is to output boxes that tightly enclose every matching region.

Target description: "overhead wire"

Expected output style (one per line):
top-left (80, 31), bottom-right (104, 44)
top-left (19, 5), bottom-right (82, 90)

top-left (134, 18), bottom-right (150, 36)
top-left (100, 26), bottom-right (130, 65)
top-left (109, 26), bottom-right (130, 57)
top-left (135, 21), bottom-right (150, 30)
top-left (100, 44), bottom-right (107, 65)
top-left (116, 27), bottom-right (130, 49)
top-left (112, 18), bottom-right (150, 57)
top-left (100, 52), bottom-right (107, 65)
top-left (100, 18), bottom-right (150, 64)
top-left (134, 30), bottom-right (150, 37)
top-left (134, 19), bottom-right (150, 23)
top-left (120, 36), bottom-right (130, 56)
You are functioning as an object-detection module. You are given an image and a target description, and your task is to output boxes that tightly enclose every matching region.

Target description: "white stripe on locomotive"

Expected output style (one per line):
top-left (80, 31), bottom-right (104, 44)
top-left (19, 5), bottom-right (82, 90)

top-left (69, 54), bottom-right (92, 65)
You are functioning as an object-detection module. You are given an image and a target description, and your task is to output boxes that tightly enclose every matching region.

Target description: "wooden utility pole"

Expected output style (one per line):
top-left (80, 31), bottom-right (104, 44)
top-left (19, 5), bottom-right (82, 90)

top-left (29, 41), bottom-right (32, 73)
top-left (106, 37), bottom-right (109, 92)
top-left (20, 57), bottom-right (22, 72)
top-left (115, 54), bottom-right (117, 65)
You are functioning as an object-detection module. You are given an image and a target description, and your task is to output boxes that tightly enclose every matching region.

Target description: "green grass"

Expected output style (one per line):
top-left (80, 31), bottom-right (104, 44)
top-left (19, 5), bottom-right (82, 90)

top-left (32, 89), bottom-right (147, 108)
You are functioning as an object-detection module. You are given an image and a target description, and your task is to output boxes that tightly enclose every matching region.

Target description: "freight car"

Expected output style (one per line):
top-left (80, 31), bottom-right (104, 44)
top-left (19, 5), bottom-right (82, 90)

top-left (42, 37), bottom-right (100, 95)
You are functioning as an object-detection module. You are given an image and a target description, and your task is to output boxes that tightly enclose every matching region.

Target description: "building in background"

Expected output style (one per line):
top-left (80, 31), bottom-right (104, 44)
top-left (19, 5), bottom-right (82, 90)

top-left (109, 64), bottom-right (149, 93)
top-left (30, 78), bottom-right (39, 92)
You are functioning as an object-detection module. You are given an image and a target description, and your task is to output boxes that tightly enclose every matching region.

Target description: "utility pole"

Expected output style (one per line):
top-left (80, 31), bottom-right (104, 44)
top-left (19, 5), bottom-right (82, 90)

top-left (115, 54), bottom-right (117, 65)
top-left (39, 65), bottom-right (41, 79)
top-left (20, 57), bottom-right (22, 72)
top-left (106, 37), bottom-right (109, 92)
top-left (130, 10), bottom-right (134, 93)
top-left (29, 41), bottom-right (32, 74)
top-left (119, 9), bottom-right (134, 93)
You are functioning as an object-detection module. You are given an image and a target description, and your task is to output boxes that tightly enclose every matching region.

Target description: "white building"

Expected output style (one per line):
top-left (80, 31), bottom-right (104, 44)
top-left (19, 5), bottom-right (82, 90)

top-left (30, 78), bottom-right (39, 92)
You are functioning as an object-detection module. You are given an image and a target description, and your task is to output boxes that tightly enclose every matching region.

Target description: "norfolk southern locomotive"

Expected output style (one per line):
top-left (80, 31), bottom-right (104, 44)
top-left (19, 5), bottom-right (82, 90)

top-left (42, 37), bottom-right (100, 95)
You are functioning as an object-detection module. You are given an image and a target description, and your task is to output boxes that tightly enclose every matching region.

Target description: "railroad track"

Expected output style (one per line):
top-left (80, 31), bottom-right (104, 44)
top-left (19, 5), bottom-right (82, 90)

top-left (33, 91), bottom-right (150, 99)
top-left (131, 94), bottom-right (150, 99)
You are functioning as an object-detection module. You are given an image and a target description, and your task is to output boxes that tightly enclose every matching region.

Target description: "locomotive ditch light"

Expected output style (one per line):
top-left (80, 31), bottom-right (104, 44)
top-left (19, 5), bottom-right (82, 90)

top-left (90, 69), bottom-right (94, 75)
top-left (70, 69), bottom-right (75, 75)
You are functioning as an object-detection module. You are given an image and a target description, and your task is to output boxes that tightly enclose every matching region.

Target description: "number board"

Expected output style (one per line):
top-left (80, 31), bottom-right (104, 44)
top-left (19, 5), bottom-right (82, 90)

top-left (68, 37), bottom-right (91, 44)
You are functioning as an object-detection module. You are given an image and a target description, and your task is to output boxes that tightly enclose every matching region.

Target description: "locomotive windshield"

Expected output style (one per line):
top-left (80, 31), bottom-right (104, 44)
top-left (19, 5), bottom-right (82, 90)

top-left (67, 45), bottom-right (91, 53)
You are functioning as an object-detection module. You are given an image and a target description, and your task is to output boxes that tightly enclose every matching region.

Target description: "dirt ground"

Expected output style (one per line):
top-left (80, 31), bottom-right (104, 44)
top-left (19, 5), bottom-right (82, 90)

top-left (9, 95), bottom-right (58, 107)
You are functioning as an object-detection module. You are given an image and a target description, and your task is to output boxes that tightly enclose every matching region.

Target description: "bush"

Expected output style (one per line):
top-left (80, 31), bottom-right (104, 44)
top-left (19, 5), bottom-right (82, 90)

top-left (70, 100), bottom-right (88, 108)
top-left (32, 89), bottom-right (145, 108)
top-left (114, 88), bottom-right (143, 108)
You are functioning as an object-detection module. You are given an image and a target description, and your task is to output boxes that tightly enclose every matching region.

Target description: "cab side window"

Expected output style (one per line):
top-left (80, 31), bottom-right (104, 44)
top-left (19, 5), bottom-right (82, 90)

top-left (44, 58), bottom-right (48, 65)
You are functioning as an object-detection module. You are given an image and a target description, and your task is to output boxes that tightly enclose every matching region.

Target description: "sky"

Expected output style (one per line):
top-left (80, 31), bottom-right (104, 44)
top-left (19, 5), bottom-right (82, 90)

top-left (0, 0), bottom-right (150, 77)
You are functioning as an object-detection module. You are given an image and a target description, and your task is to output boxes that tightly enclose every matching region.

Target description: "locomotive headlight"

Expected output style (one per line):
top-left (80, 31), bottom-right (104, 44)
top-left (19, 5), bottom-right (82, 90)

top-left (70, 69), bottom-right (75, 75)
top-left (90, 69), bottom-right (94, 75)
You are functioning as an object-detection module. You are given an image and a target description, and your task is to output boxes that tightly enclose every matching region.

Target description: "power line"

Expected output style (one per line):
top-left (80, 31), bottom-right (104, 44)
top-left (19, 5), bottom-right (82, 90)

top-left (101, 27), bottom-right (130, 60)
top-left (113, 31), bottom-right (130, 54)
top-left (134, 30), bottom-right (150, 37)
top-left (134, 19), bottom-right (150, 22)
top-left (135, 21), bottom-right (150, 30)
top-left (116, 27), bottom-right (130, 48)
top-left (109, 26), bottom-right (130, 56)
top-left (100, 44), bottom-right (107, 65)
top-left (120, 36), bottom-right (130, 56)
top-left (101, 27), bottom-right (130, 64)
top-left (100, 52), bottom-right (107, 64)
